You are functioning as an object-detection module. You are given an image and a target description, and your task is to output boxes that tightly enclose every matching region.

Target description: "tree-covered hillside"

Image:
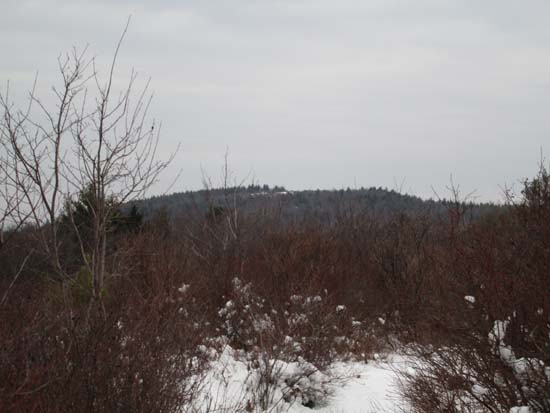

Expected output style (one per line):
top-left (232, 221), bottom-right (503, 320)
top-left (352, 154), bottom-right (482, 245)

top-left (134, 185), bottom-right (501, 225)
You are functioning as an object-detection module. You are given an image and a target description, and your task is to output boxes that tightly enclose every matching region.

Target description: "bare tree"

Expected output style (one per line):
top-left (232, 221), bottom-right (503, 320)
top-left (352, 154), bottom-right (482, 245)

top-left (0, 20), bottom-right (175, 314)
top-left (0, 116), bottom-right (32, 249)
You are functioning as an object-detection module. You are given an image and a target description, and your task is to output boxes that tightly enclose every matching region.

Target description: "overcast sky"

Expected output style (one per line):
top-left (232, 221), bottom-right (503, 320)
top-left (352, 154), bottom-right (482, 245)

top-left (2, 0), bottom-right (550, 201)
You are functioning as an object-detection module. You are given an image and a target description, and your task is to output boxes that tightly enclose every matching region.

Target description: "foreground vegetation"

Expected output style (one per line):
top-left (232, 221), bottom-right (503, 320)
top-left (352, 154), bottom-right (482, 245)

top-left (1, 164), bottom-right (549, 411)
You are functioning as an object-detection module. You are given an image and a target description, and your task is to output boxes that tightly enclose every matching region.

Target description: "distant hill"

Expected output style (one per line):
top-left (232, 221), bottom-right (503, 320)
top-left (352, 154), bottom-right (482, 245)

top-left (132, 185), bottom-right (501, 225)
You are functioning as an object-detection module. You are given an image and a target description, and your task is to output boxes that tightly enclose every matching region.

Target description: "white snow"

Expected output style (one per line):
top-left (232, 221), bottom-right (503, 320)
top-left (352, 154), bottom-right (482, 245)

top-left (311, 356), bottom-right (408, 413)
top-left (510, 407), bottom-right (532, 413)
top-left (189, 346), bottom-right (408, 412)
top-left (489, 319), bottom-right (515, 365)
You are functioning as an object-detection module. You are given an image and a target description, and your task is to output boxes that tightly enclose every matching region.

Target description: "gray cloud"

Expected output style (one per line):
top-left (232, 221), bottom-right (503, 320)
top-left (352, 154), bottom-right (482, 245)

top-left (2, 0), bottom-right (550, 201)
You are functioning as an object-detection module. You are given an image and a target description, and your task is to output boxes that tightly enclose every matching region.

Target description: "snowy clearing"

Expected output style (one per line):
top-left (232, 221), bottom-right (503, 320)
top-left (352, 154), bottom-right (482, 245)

top-left (309, 356), bottom-right (409, 413)
top-left (189, 346), bottom-right (410, 413)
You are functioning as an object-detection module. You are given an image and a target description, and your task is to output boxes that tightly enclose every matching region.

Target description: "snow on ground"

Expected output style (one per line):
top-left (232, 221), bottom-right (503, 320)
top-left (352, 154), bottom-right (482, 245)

top-left (312, 356), bottom-right (408, 413)
top-left (188, 341), bottom-right (538, 413)
top-left (190, 346), bottom-right (409, 413)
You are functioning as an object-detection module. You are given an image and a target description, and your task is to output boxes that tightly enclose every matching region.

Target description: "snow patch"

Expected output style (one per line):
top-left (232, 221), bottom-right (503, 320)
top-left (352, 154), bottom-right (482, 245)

top-left (188, 346), bottom-right (409, 412)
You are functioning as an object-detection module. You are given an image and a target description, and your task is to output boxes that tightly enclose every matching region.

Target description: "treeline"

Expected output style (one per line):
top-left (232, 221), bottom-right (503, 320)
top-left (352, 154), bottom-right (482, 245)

top-left (133, 184), bottom-right (501, 227)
